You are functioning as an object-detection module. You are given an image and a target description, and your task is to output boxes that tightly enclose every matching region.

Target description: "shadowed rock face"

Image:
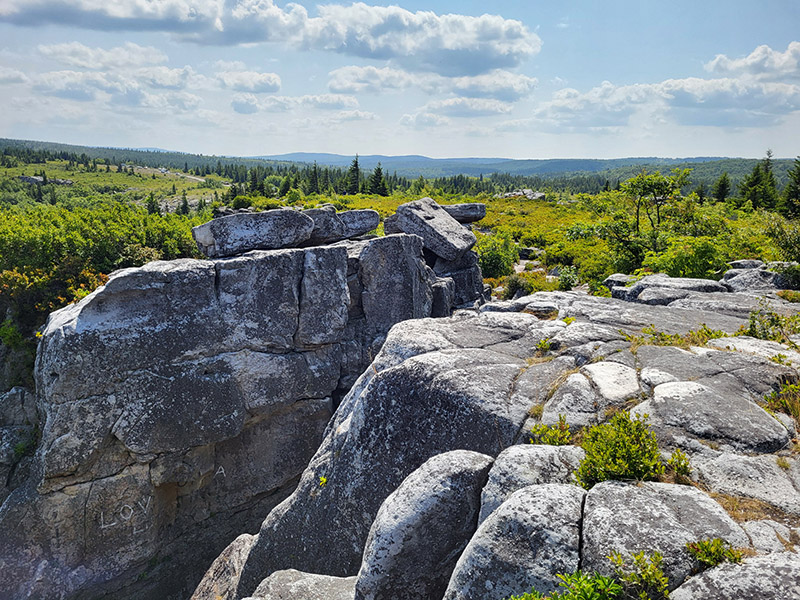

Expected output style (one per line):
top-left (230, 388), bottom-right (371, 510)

top-left (0, 234), bottom-right (434, 600)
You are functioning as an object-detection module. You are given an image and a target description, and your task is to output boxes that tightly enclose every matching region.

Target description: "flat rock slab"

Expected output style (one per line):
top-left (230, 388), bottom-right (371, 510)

top-left (192, 210), bottom-right (314, 257)
top-left (303, 206), bottom-right (347, 245)
top-left (440, 203), bottom-right (486, 223)
top-left (355, 450), bottom-right (493, 600)
top-left (339, 209), bottom-right (380, 238)
top-left (443, 484), bottom-right (585, 600)
top-left (478, 445), bottom-right (584, 525)
top-left (613, 274), bottom-right (729, 302)
top-left (724, 268), bottom-right (791, 292)
top-left (671, 552), bottom-right (800, 600)
top-left (248, 569), bottom-right (356, 600)
top-left (582, 481), bottom-right (748, 589)
top-left (391, 197), bottom-right (476, 261)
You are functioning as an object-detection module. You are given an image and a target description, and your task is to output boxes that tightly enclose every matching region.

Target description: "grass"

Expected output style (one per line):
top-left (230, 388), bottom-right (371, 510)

top-left (623, 324), bottom-right (731, 351)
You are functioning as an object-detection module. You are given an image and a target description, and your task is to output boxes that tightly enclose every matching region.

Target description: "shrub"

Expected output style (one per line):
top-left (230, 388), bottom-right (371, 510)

top-left (530, 415), bottom-right (572, 446)
top-left (745, 302), bottom-right (800, 344)
top-left (762, 382), bottom-right (800, 421)
top-left (609, 551), bottom-right (670, 600)
top-left (476, 230), bottom-right (519, 278)
top-left (686, 538), bottom-right (742, 571)
top-left (641, 236), bottom-right (727, 279)
top-left (777, 290), bottom-right (800, 303)
top-left (501, 272), bottom-right (557, 300)
top-left (666, 448), bottom-right (692, 481)
top-left (558, 265), bottom-right (579, 291)
top-left (575, 412), bottom-right (664, 489)
top-left (506, 572), bottom-right (622, 600)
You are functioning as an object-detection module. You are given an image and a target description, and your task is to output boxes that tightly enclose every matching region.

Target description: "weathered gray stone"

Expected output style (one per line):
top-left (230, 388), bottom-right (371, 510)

top-left (192, 210), bottom-right (314, 257)
top-left (431, 277), bottom-right (455, 318)
top-left (0, 386), bottom-right (36, 426)
top-left (478, 445), bottom-right (584, 525)
top-left (303, 206), bottom-right (347, 245)
top-left (636, 286), bottom-right (694, 305)
top-left (541, 372), bottom-right (602, 427)
top-left (671, 552), bottom-right (800, 600)
top-left (392, 197), bottom-right (476, 261)
top-left (582, 361), bottom-right (640, 405)
top-left (582, 481), bottom-right (748, 589)
top-left (603, 273), bottom-right (637, 289)
top-left (354, 450), bottom-right (493, 600)
top-left (339, 209), bottom-right (380, 238)
top-left (728, 259), bottom-right (764, 269)
top-left (443, 484), bottom-right (585, 600)
top-left (295, 246), bottom-right (349, 346)
top-left (632, 381), bottom-right (789, 453)
top-left (742, 520), bottom-right (795, 553)
top-left (708, 336), bottom-right (800, 369)
top-left (248, 570), bottom-right (356, 600)
top-left (440, 203), bottom-right (486, 223)
top-left (724, 268), bottom-right (792, 292)
top-left (192, 534), bottom-right (256, 600)
top-left (613, 274), bottom-right (729, 303)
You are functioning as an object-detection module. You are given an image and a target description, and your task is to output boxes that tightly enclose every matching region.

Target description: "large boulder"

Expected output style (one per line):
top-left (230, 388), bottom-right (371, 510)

top-left (612, 274), bottom-right (729, 303)
top-left (339, 209), bottom-right (380, 238)
top-left (387, 197), bottom-right (476, 261)
top-left (247, 570), bottom-right (356, 600)
top-left (443, 484), bottom-right (585, 600)
top-left (671, 552), bottom-right (800, 599)
top-left (440, 203), bottom-right (486, 223)
top-left (354, 450), bottom-right (493, 600)
top-left (582, 481), bottom-right (749, 589)
top-left (302, 206), bottom-right (347, 245)
top-left (192, 210), bottom-right (314, 257)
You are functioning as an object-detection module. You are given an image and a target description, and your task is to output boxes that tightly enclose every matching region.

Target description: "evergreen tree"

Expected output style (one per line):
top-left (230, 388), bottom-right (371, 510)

top-left (368, 163), bottom-right (389, 196)
top-left (178, 190), bottom-right (190, 215)
top-left (695, 182), bottom-right (707, 203)
top-left (309, 162), bottom-right (320, 195)
top-left (739, 152), bottom-right (778, 209)
top-left (778, 157), bottom-right (800, 219)
top-left (278, 175), bottom-right (291, 197)
top-left (711, 172), bottom-right (731, 203)
top-left (346, 155), bottom-right (360, 195)
top-left (146, 193), bottom-right (160, 215)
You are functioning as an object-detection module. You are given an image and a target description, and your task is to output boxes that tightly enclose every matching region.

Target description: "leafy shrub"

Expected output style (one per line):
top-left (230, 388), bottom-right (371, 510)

top-left (507, 572), bottom-right (622, 600)
top-left (777, 290), bottom-right (800, 303)
top-left (666, 448), bottom-right (692, 481)
top-left (744, 302), bottom-right (800, 344)
top-left (686, 538), bottom-right (742, 570)
top-left (609, 551), bottom-right (670, 600)
top-left (623, 324), bottom-right (728, 350)
top-left (641, 236), bottom-right (727, 279)
top-left (476, 230), bottom-right (519, 278)
top-left (530, 415), bottom-right (572, 446)
top-left (763, 382), bottom-right (800, 421)
top-left (765, 214), bottom-right (800, 262)
top-left (501, 272), bottom-right (557, 300)
top-left (558, 265), bottom-right (579, 291)
top-left (575, 412), bottom-right (664, 489)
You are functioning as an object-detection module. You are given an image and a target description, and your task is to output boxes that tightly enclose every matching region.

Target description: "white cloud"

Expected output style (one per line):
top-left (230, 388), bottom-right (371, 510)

top-left (217, 70), bottom-right (281, 93)
top-left (231, 93), bottom-right (359, 113)
top-left (38, 41), bottom-right (167, 69)
top-left (0, 66), bottom-right (28, 84)
top-left (705, 42), bottom-right (800, 81)
top-left (328, 66), bottom-right (536, 101)
top-left (2, 1), bottom-right (541, 75)
top-left (231, 93), bottom-right (260, 114)
top-left (136, 66), bottom-right (197, 89)
top-left (423, 97), bottom-right (514, 117)
top-left (400, 112), bottom-right (452, 129)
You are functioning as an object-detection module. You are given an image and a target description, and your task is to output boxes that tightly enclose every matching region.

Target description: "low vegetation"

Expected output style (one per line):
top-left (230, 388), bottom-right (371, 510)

top-left (685, 538), bottom-right (743, 571)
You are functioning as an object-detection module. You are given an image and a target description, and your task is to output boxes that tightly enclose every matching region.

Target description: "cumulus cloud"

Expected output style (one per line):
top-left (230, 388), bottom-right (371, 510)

top-left (136, 66), bottom-right (197, 89)
top-left (217, 70), bottom-right (281, 93)
top-left (423, 97), bottom-right (514, 117)
top-left (705, 42), bottom-right (800, 81)
top-left (400, 112), bottom-right (452, 129)
top-left (231, 93), bottom-right (359, 113)
top-left (0, 66), bottom-right (28, 84)
top-left (2, 1), bottom-right (541, 75)
top-left (328, 66), bottom-right (536, 101)
top-left (38, 41), bottom-right (167, 69)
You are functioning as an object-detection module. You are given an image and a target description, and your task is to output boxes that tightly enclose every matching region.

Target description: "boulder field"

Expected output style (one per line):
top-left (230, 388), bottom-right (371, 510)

top-left (2, 198), bottom-right (800, 599)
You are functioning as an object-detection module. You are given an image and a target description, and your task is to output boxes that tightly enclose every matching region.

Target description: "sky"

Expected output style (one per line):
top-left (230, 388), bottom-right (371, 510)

top-left (0, 1), bottom-right (798, 159)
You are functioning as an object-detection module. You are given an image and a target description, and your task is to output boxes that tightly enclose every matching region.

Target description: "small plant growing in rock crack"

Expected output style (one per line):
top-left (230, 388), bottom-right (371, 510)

top-left (609, 551), bottom-right (670, 600)
top-left (776, 456), bottom-right (791, 470)
top-left (762, 381), bottom-right (800, 422)
top-left (575, 412), bottom-right (664, 489)
top-left (506, 571), bottom-right (622, 599)
top-left (665, 448), bottom-right (692, 482)
top-left (744, 300), bottom-right (800, 347)
top-left (536, 338), bottom-right (553, 355)
top-left (623, 324), bottom-right (727, 351)
top-left (685, 538), bottom-right (742, 571)
top-left (529, 415), bottom-right (572, 446)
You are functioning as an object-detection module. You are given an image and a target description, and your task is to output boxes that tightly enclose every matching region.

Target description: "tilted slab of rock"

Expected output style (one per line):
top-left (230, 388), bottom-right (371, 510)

top-left (192, 210), bottom-right (314, 257)
top-left (440, 203), bottom-right (486, 223)
top-left (339, 209), bottom-right (380, 238)
top-left (354, 450), bottom-right (493, 600)
top-left (612, 274), bottom-right (729, 302)
top-left (582, 481), bottom-right (749, 590)
top-left (232, 312), bottom-right (576, 596)
top-left (707, 335), bottom-right (800, 369)
top-left (302, 206), bottom-right (347, 245)
top-left (742, 520), bottom-right (796, 554)
top-left (670, 552), bottom-right (800, 600)
top-left (192, 534), bottom-right (256, 600)
top-left (0, 234), bottom-right (435, 600)
top-left (478, 445), bottom-right (584, 525)
top-left (443, 484), bottom-right (585, 600)
top-left (723, 267), bottom-right (793, 292)
top-left (246, 570), bottom-right (356, 600)
top-left (388, 197), bottom-right (477, 261)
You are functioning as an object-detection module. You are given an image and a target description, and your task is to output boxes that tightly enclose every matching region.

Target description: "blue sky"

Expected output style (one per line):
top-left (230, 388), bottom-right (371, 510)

top-left (0, 1), bottom-right (798, 159)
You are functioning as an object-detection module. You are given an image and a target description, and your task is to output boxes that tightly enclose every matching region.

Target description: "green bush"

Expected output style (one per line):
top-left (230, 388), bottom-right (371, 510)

top-left (575, 412), bottom-right (664, 489)
top-left (666, 448), bottom-right (692, 481)
top-left (686, 538), bottom-right (742, 570)
top-left (529, 415), bottom-right (572, 446)
top-left (609, 551), bottom-right (670, 600)
top-left (763, 382), bottom-right (800, 421)
top-left (501, 272), bottom-right (557, 300)
top-left (641, 236), bottom-right (727, 279)
top-left (558, 266), bottom-right (579, 291)
top-left (476, 230), bottom-right (519, 278)
top-left (506, 572), bottom-right (622, 600)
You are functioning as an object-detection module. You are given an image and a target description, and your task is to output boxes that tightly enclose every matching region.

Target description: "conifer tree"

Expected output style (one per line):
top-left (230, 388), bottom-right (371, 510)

top-left (368, 163), bottom-right (389, 196)
top-left (778, 157), bottom-right (800, 219)
top-left (711, 172), bottom-right (730, 203)
top-left (346, 155), bottom-right (360, 195)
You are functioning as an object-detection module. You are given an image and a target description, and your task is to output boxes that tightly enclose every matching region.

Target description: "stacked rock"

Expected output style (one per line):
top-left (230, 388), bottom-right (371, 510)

top-left (384, 198), bottom-right (487, 314)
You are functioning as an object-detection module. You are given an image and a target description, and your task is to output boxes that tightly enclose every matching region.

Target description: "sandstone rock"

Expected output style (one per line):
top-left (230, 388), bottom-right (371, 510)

top-left (192, 534), bottom-right (256, 600)
top-left (635, 286), bottom-right (693, 305)
top-left (632, 381), bottom-right (789, 453)
top-left (354, 450), bottom-right (493, 600)
top-left (671, 552), bottom-right (800, 599)
top-left (603, 273), bottom-right (637, 289)
top-left (478, 445), bottom-right (584, 525)
top-left (707, 336), bottom-right (800, 368)
top-left (443, 484), bottom-right (585, 600)
top-left (339, 209), bottom-right (380, 238)
top-left (582, 481), bottom-right (748, 589)
top-left (248, 570), bottom-right (356, 600)
top-left (192, 210), bottom-right (314, 257)
top-left (391, 197), bottom-right (476, 261)
top-left (440, 203), bottom-right (486, 223)
top-left (431, 277), bottom-right (455, 318)
top-left (432, 252), bottom-right (484, 306)
top-left (295, 246), bottom-right (349, 346)
top-left (303, 206), bottom-right (347, 245)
